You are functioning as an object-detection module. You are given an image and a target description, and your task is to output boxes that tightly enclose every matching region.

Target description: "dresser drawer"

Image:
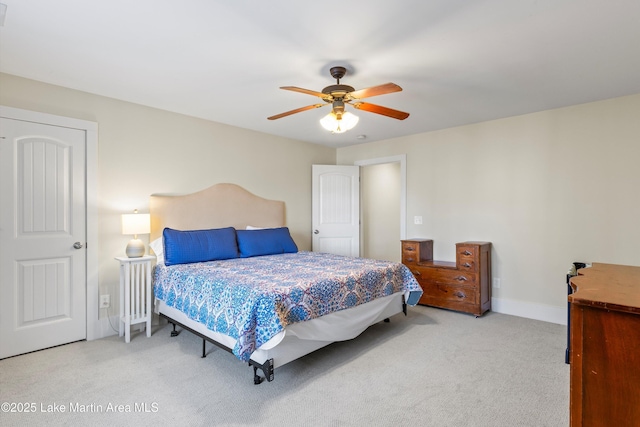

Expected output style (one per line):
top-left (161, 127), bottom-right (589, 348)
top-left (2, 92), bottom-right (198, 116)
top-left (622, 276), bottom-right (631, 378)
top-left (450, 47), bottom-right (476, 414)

top-left (457, 244), bottom-right (477, 260)
top-left (402, 242), bottom-right (419, 264)
top-left (412, 266), bottom-right (477, 287)
top-left (401, 239), bottom-right (433, 265)
top-left (458, 259), bottom-right (477, 271)
top-left (420, 282), bottom-right (478, 305)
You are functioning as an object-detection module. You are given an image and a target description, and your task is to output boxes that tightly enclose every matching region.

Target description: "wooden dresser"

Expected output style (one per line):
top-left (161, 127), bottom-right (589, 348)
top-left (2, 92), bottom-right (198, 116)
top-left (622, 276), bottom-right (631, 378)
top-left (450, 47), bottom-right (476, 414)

top-left (401, 239), bottom-right (491, 316)
top-left (569, 263), bottom-right (640, 426)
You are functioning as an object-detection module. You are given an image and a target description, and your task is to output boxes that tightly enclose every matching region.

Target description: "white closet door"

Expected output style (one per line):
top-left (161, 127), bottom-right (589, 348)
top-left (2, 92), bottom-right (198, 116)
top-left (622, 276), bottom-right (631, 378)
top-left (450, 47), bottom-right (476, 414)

top-left (0, 117), bottom-right (87, 359)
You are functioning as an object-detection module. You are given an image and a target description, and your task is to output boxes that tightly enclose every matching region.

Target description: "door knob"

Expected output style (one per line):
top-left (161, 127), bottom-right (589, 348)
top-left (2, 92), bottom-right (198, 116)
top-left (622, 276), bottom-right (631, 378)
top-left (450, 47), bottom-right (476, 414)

top-left (313, 230), bottom-right (319, 234)
top-left (73, 242), bottom-right (83, 249)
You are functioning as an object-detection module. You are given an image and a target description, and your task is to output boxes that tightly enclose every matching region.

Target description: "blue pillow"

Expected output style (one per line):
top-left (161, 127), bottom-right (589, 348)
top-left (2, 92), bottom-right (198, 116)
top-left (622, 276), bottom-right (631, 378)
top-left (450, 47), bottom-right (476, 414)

top-left (163, 227), bottom-right (238, 266)
top-left (236, 227), bottom-right (298, 258)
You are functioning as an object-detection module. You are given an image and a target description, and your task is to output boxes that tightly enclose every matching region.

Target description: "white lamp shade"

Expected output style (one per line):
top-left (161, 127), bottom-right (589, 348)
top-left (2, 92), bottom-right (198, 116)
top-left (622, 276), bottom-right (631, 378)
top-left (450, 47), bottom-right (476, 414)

top-left (320, 111), bottom-right (359, 133)
top-left (122, 212), bottom-right (150, 258)
top-left (121, 213), bottom-right (150, 236)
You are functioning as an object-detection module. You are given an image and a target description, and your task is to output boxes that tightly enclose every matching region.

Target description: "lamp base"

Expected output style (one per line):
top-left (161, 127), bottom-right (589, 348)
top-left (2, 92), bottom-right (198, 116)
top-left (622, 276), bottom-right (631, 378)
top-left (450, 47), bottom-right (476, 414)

top-left (126, 238), bottom-right (145, 258)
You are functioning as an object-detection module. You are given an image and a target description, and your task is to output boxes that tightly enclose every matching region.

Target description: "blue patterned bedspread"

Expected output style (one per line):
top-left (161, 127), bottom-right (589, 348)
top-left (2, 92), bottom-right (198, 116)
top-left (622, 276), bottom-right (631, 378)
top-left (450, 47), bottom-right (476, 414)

top-left (153, 251), bottom-right (422, 361)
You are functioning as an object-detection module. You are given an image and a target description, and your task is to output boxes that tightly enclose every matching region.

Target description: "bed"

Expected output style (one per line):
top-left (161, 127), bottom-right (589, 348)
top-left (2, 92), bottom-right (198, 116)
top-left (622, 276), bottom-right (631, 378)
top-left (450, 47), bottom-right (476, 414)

top-left (150, 183), bottom-right (422, 384)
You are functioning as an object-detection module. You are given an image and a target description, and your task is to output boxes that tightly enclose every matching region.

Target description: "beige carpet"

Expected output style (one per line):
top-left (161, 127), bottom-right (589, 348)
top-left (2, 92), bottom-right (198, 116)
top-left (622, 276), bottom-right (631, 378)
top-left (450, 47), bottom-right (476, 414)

top-left (0, 305), bottom-right (569, 426)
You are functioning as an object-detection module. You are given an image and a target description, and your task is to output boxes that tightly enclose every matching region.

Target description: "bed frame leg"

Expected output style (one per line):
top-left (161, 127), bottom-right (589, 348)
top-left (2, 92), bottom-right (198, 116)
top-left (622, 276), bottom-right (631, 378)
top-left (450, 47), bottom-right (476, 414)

top-left (383, 297), bottom-right (407, 323)
top-left (170, 322), bottom-right (180, 337)
top-left (202, 339), bottom-right (207, 358)
top-left (249, 358), bottom-right (274, 385)
top-left (252, 366), bottom-right (262, 385)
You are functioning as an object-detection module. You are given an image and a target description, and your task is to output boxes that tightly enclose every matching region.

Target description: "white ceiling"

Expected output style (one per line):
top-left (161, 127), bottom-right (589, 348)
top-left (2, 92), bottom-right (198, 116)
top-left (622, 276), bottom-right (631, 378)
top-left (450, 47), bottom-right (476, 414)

top-left (1, 0), bottom-right (639, 147)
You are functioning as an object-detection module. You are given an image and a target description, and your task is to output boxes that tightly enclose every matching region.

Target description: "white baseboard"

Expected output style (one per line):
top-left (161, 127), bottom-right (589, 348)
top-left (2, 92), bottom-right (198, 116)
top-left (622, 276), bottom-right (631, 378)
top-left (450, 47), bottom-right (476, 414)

top-left (491, 297), bottom-right (567, 325)
top-left (96, 313), bottom-right (120, 338)
top-left (87, 312), bottom-right (118, 340)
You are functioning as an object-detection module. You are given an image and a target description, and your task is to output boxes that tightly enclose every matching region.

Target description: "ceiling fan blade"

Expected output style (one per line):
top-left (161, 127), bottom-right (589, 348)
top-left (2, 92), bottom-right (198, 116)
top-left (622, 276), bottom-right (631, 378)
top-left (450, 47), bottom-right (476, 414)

top-left (348, 83), bottom-right (402, 100)
top-left (350, 102), bottom-right (410, 120)
top-left (281, 86), bottom-right (332, 99)
top-left (267, 104), bottom-right (326, 120)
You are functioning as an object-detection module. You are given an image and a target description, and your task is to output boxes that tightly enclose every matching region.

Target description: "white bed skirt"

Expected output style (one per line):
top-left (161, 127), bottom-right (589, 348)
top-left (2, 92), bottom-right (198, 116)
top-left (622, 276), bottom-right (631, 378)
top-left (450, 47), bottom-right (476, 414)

top-left (155, 292), bottom-right (405, 368)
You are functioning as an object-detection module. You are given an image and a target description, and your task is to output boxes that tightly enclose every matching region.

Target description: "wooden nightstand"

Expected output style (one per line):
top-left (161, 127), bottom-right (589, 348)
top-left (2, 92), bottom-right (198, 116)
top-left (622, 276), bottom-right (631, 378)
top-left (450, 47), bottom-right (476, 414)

top-left (115, 255), bottom-right (155, 342)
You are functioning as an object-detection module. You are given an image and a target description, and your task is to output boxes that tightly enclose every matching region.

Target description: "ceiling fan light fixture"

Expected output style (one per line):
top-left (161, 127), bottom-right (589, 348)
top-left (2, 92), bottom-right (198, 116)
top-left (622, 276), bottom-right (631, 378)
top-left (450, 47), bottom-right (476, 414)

top-left (320, 111), bottom-right (359, 134)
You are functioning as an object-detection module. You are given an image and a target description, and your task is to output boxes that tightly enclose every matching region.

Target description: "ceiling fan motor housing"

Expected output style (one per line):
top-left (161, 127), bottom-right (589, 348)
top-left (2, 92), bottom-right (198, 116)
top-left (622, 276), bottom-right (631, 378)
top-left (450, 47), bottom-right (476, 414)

top-left (322, 84), bottom-right (355, 98)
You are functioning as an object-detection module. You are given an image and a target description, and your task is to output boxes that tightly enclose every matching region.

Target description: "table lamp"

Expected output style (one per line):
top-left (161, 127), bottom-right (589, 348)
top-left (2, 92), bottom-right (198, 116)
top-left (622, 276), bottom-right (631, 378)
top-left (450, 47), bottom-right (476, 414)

top-left (121, 210), bottom-right (151, 258)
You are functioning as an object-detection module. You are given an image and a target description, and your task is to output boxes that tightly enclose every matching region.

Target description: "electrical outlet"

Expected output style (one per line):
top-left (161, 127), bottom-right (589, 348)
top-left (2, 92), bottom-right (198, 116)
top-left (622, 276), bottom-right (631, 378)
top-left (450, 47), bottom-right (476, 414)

top-left (492, 278), bottom-right (501, 289)
top-left (100, 294), bottom-right (110, 308)
top-left (414, 216), bottom-right (423, 225)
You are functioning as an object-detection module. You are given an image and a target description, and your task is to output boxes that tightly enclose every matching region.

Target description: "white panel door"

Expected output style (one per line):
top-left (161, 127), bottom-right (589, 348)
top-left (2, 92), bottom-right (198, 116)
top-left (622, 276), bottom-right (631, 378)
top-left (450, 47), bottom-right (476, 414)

top-left (0, 118), bottom-right (87, 359)
top-left (312, 165), bottom-right (360, 257)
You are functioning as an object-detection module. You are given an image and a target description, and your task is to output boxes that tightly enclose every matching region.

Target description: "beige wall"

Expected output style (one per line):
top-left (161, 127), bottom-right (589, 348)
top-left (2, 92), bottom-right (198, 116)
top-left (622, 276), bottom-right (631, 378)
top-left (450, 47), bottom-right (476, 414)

top-left (3, 71), bottom-right (638, 324)
top-left (338, 93), bottom-right (640, 320)
top-left (0, 73), bottom-right (335, 318)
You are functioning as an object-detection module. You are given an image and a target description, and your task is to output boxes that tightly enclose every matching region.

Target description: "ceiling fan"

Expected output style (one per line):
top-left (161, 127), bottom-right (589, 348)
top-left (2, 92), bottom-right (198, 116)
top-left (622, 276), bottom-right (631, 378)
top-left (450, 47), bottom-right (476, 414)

top-left (268, 66), bottom-right (409, 133)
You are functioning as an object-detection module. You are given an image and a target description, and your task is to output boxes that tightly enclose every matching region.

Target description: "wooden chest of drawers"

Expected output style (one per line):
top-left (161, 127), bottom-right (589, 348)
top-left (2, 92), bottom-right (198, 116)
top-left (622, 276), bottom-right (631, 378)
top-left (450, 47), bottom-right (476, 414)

top-left (401, 239), bottom-right (492, 316)
top-left (569, 264), bottom-right (640, 426)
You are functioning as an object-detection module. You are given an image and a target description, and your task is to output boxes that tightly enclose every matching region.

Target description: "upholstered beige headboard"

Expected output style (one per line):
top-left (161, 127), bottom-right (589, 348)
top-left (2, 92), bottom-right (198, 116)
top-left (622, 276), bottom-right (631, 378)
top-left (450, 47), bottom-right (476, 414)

top-left (149, 183), bottom-right (285, 241)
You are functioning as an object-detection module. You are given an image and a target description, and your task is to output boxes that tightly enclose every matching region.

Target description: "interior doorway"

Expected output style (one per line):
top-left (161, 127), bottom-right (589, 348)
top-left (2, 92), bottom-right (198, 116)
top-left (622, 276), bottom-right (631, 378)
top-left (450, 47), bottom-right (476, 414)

top-left (355, 155), bottom-right (406, 262)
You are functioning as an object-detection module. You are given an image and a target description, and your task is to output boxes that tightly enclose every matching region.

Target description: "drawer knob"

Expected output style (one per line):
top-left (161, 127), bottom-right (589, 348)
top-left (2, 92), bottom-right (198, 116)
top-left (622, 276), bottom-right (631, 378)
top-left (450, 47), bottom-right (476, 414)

top-left (404, 247), bottom-right (415, 252)
top-left (462, 250), bottom-right (472, 256)
top-left (412, 270), bottom-right (421, 276)
top-left (456, 276), bottom-right (468, 282)
top-left (462, 262), bottom-right (471, 268)
top-left (405, 257), bottom-right (415, 262)
top-left (454, 291), bottom-right (466, 299)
